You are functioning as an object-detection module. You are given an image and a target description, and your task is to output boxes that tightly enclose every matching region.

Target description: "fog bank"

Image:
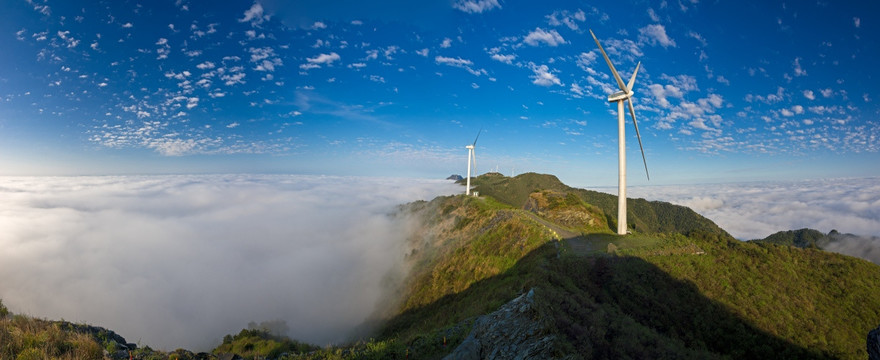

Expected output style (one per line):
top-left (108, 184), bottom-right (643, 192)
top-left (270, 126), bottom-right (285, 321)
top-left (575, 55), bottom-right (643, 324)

top-left (621, 177), bottom-right (880, 240)
top-left (619, 177), bottom-right (880, 264)
top-left (0, 175), bottom-right (461, 350)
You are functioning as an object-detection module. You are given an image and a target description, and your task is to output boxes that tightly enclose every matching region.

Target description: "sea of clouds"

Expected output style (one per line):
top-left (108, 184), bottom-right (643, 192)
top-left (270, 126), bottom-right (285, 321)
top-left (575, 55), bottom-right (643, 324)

top-left (0, 175), bottom-right (461, 351)
top-left (2, 174), bottom-right (878, 351)
top-left (622, 177), bottom-right (880, 263)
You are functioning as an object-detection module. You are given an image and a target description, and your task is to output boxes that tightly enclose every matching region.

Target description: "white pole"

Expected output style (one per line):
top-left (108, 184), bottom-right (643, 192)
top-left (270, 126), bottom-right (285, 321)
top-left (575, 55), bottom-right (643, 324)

top-left (617, 100), bottom-right (627, 235)
top-left (466, 146), bottom-right (473, 196)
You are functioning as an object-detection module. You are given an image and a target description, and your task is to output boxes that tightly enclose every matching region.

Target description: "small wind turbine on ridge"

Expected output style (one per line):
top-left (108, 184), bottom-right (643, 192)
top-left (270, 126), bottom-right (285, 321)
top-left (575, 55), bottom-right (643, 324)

top-left (590, 29), bottom-right (650, 235)
top-left (465, 129), bottom-right (481, 196)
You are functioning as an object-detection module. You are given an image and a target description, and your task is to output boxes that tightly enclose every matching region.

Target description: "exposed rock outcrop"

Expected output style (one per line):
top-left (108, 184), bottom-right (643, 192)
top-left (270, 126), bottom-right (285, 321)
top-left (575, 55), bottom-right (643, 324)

top-left (869, 324), bottom-right (880, 360)
top-left (444, 289), bottom-right (570, 360)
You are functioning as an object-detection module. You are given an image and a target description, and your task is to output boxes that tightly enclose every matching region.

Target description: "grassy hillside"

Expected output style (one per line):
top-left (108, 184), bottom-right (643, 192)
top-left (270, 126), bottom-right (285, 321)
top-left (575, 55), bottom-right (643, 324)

top-left (382, 194), bottom-right (557, 340)
top-left (752, 228), bottom-right (828, 248)
top-left (469, 172), bottom-right (733, 240)
top-left (401, 173), bottom-right (880, 358)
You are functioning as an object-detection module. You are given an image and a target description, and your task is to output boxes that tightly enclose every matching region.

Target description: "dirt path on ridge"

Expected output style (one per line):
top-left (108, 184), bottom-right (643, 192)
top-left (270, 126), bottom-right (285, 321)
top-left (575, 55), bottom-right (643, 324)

top-left (522, 211), bottom-right (596, 255)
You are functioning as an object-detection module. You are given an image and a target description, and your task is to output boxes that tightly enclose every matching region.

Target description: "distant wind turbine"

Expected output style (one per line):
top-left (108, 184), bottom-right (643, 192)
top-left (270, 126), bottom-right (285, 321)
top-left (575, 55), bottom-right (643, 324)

top-left (590, 29), bottom-right (650, 235)
top-left (465, 129), bottom-right (481, 196)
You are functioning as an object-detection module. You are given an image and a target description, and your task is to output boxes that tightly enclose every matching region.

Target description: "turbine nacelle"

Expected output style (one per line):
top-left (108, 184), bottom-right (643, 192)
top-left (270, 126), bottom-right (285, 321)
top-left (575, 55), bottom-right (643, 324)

top-left (608, 90), bottom-right (633, 102)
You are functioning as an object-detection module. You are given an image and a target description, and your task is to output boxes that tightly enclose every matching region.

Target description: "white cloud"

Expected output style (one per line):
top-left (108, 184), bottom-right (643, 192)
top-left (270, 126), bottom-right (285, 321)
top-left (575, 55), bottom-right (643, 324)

top-left (639, 24), bottom-right (676, 47)
top-left (0, 176), bottom-right (462, 350)
top-left (221, 72), bottom-right (246, 85)
top-left (792, 105), bottom-right (804, 114)
top-left (546, 9), bottom-right (586, 30)
top-left (490, 53), bottom-right (516, 64)
top-left (227, 122), bottom-right (240, 128)
top-left (803, 90), bottom-right (815, 100)
top-left (570, 83), bottom-right (584, 96)
top-left (435, 56), bottom-right (486, 76)
top-left (416, 48), bottom-right (429, 57)
top-left (452, 0), bottom-right (501, 13)
top-left (793, 57), bottom-right (807, 77)
top-left (239, 2), bottom-right (267, 26)
top-left (821, 88), bottom-right (833, 98)
top-left (186, 97), bottom-right (199, 109)
top-left (648, 83), bottom-right (684, 108)
top-left (854, 17), bottom-right (861, 28)
top-left (530, 64), bottom-right (562, 87)
top-left (440, 38), bottom-right (452, 48)
top-left (624, 177), bottom-right (880, 242)
top-left (647, 8), bottom-right (660, 22)
top-left (306, 52), bottom-right (341, 66)
top-left (523, 28), bottom-right (565, 47)
top-left (122, 22), bottom-right (133, 28)
top-left (196, 61), bottom-right (215, 70)
top-left (312, 21), bottom-right (327, 30)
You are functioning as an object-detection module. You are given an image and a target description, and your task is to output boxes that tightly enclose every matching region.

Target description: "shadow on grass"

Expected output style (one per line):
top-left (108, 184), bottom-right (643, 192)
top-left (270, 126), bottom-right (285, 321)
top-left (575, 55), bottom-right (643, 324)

top-left (379, 242), bottom-right (834, 359)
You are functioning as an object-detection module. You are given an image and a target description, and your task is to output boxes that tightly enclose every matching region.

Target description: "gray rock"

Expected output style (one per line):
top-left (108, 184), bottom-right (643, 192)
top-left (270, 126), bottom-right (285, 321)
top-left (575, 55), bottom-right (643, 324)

top-left (443, 288), bottom-right (568, 360)
top-left (869, 324), bottom-right (880, 360)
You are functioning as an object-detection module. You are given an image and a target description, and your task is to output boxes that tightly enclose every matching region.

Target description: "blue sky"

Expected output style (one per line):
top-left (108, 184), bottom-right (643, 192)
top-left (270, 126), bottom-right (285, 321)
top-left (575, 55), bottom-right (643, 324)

top-left (1, 0), bottom-right (878, 185)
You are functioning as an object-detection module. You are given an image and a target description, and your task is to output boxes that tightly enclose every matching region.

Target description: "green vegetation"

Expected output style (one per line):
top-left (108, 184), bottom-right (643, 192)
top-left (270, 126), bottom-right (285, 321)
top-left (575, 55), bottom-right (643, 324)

top-left (213, 328), bottom-right (316, 358)
top-left (470, 172), bottom-right (733, 239)
top-left (3, 172), bottom-right (879, 359)
top-left (0, 315), bottom-right (104, 360)
top-left (384, 194), bottom-right (557, 341)
top-left (751, 228), bottom-right (829, 248)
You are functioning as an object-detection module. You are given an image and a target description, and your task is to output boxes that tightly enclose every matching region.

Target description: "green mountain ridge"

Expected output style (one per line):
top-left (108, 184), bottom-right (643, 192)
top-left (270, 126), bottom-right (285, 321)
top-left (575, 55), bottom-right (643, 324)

top-left (3, 172), bottom-right (880, 359)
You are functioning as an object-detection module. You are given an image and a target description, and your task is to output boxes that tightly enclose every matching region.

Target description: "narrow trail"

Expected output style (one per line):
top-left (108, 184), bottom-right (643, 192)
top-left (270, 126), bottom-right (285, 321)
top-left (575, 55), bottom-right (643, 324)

top-left (521, 211), bottom-right (597, 255)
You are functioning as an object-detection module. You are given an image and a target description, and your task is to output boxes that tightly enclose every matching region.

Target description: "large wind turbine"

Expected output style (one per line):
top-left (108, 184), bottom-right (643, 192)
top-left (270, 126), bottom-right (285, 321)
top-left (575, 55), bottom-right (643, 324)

top-left (465, 129), bottom-right (481, 196)
top-left (590, 29), bottom-right (650, 235)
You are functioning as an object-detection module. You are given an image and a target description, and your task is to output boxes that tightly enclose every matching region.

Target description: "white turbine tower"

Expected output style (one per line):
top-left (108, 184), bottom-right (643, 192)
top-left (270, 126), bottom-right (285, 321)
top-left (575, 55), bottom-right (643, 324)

top-left (590, 29), bottom-right (650, 235)
top-left (465, 129), bottom-right (481, 196)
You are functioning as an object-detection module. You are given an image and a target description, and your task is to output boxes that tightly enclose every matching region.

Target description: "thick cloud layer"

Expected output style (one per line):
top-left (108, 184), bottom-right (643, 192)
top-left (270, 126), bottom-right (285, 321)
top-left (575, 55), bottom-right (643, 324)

top-left (0, 175), bottom-right (461, 351)
top-left (620, 177), bottom-right (880, 263)
top-left (622, 177), bottom-right (880, 240)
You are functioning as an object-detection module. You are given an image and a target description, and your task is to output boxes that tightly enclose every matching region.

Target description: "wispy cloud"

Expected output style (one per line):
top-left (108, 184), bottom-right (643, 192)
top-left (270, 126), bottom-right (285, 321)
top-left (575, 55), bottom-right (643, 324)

top-left (452, 0), bottom-right (501, 14)
top-left (523, 28), bottom-right (565, 47)
top-left (239, 2), bottom-right (267, 26)
top-left (639, 24), bottom-right (676, 48)
top-left (435, 55), bottom-right (487, 76)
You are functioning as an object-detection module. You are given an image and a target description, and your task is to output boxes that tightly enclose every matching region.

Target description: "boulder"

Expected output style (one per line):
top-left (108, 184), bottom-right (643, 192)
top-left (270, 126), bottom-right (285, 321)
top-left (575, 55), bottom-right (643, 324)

top-left (869, 324), bottom-right (880, 360)
top-left (444, 288), bottom-right (569, 360)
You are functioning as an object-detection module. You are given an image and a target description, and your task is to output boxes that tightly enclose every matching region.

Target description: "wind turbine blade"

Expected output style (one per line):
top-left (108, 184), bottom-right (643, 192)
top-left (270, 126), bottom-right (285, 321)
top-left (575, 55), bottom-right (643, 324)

top-left (627, 62), bottom-right (640, 92)
top-left (627, 99), bottom-right (650, 181)
top-left (589, 29), bottom-right (627, 92)
top-left (473, 128), bottom-right (483, 146)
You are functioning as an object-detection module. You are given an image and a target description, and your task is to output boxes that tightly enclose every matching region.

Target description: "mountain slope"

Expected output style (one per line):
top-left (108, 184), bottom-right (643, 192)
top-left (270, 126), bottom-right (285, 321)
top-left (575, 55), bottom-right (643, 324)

top-left (3, 173), bottom-right (879, 359)
top-left (468, 172), bottom-right (733, 240)
top-left (392, 173), bottom-right (880, 359)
